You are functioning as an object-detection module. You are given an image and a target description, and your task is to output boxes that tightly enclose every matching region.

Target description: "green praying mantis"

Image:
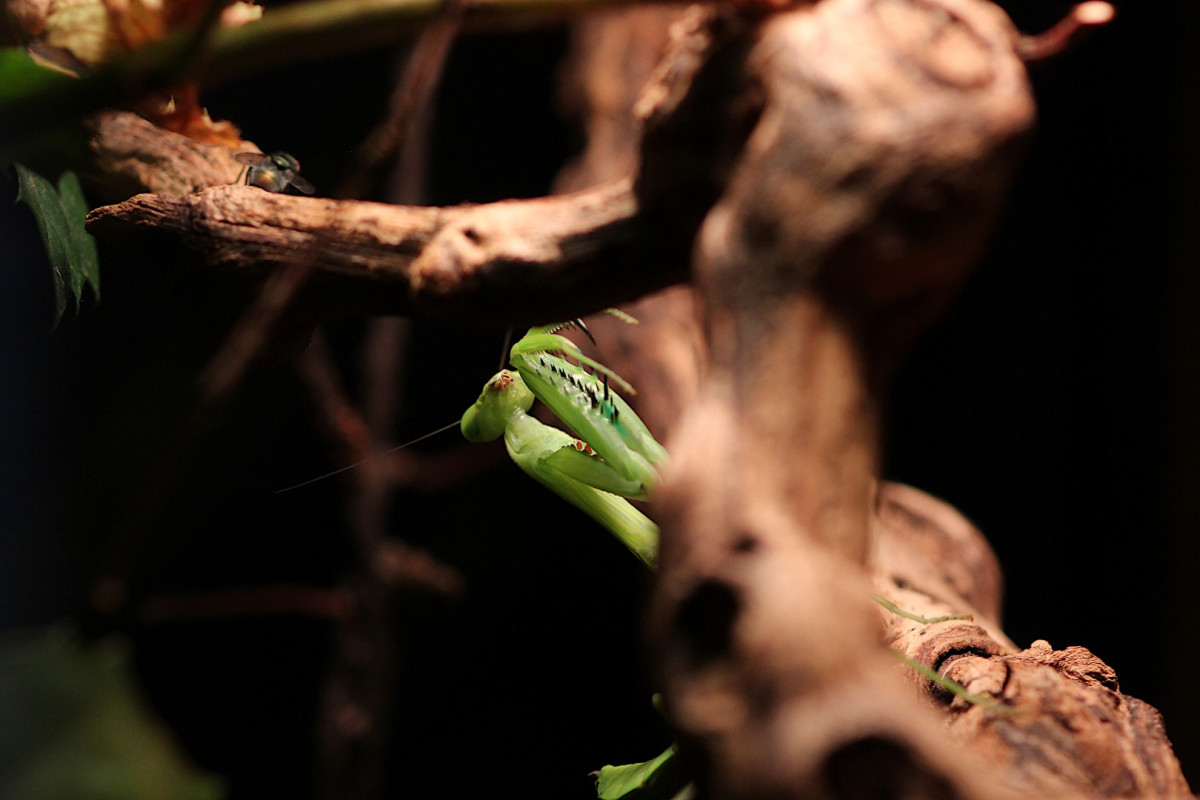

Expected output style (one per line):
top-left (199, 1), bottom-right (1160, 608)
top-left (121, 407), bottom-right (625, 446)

top-left (460, 314), bottom-right (667, 568)
top-left (461, 318), bottom-right (1005, 709)
top-left (461, 320), bottom-right (1006, 798)
top-left (280, 310), bottom-right (1000, 711)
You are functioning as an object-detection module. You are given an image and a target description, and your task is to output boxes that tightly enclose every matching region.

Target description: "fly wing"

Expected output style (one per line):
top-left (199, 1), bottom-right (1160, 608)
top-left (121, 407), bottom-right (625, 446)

top-left (235, 152), bottom-right (269, 166)
top-left (286, 174), bottom-right (316, 195)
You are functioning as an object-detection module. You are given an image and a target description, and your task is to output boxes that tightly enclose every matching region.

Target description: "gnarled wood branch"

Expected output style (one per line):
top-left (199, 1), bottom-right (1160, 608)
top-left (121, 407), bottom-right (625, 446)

top-left (873, 482), bottom-right (1190, 798)
top-left (639, 1), bottom-right (1183, 799)
top-left (86, 171), bottom-right (686, 325)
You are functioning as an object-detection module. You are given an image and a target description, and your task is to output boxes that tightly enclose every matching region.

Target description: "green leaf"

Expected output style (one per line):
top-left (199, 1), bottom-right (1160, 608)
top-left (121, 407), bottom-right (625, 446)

top-left (0, 48), bottom-right (74, 104)
top-left (596, 745), bottom-right (688, 800)
top-left (0, 624), bottom-right (226, 800)
top-left (14, 163), bottom-right (100, 328)
top-left (56, 171), bottom-right (101, 300)
top-left (0, 49), bottom-right (81, 167)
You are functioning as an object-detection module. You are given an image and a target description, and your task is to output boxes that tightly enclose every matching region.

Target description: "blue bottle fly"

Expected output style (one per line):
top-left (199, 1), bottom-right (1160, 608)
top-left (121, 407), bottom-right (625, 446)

top-left (235, 152), bottom-right (315, 194)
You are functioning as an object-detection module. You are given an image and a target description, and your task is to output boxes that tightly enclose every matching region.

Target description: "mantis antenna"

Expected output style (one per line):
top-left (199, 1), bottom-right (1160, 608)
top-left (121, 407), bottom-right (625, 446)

top-left (277, 318), bottom-right (602, 495)
top-left (278, 323), bottom-right (521, 495)
top-left (274, 419), bottom-right (461, 494)
top-left (498, 327), bottom-right (513, 371)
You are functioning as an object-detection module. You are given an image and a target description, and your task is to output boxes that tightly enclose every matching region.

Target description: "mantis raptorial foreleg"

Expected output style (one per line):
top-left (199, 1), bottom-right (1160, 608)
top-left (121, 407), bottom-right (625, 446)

top-left (461, 320), bottom-right (999, 710)
top-left (461, 316), bottom-right (668, 567)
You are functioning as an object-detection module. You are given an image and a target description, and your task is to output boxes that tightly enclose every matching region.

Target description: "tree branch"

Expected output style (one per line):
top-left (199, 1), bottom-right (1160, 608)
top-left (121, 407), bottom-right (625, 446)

top-left (86, 175), bottom-right (689, 325)
top-left (645, 1), bottom-right (1056, 798)
top-left (0, 0), bottom-right (677, 151)
top-left (873, 482), bottom-right (1190, 798)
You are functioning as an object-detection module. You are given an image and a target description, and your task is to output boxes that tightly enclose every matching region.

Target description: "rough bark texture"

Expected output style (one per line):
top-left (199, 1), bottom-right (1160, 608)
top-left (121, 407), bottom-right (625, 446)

top-left (86, 133), bottom-right (686, 325)
top-left (630, 2), bottom-right (1190, 798)
top-left (873, 482), bottom-right (1190, 798)
top-left (84, 111), bottom-right (251, 202)
top-left (642, 1), bottom-right (1044, 797)
top-left (554, 3), bottom-right (707, 443)
top-left (80, 0), bottom-right (1192, 798)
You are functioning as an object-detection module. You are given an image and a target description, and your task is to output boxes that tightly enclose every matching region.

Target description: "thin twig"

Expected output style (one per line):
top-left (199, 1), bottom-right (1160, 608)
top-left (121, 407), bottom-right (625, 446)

top-left (90, 218), bottom-right (329, 623)
top-left (337, 13), bottom-right (463, 200)
top-left (1017, 2), bottom-right (1115, 63)
top-left (314, 19), bottom-right (462, 799)
top-left (1, 0), bottom-right (664, 151)
top-left (138, 585), bottom-right (353, 622)
top-left (197, 260), bottom-right (317, 408)
top-left (377, 540), bottom-right (464, 597)
top-left (387, 439), bottom-right (506, 491)
top-left (204, 0), bottom-right (658, 85)
top-left (295, 331), bottom-right (374, 466)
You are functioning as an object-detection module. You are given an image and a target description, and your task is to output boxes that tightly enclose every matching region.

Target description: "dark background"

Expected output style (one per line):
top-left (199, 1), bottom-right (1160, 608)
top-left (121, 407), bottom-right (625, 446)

top-left (1, 0), bottom-right (1198, 797)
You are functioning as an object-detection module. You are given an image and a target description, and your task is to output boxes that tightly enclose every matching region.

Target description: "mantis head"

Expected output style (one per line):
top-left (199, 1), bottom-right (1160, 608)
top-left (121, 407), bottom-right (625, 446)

top-left (461, 370), bottom-right (535, 442)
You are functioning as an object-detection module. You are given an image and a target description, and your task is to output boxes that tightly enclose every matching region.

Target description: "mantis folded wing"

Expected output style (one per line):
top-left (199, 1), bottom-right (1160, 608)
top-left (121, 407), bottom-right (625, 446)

top-left (461, 320), bottom-right (668, 567)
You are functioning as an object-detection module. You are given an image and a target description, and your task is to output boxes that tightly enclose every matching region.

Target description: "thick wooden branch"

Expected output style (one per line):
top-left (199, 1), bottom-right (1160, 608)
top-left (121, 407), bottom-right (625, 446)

top-left (87, 173), bottom-right (687, 325)
top-left (81, 0), bottom-right (751, 328)
top-left (872, 483), bottom-right (1190, 798)
top-left (552, 15), bottom-right (1175, 800)
top-left (643, 1), bottom-right (1091, 798)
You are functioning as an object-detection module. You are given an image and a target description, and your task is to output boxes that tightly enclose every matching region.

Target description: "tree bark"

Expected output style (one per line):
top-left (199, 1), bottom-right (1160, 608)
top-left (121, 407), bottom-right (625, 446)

top-left (874, 482), bottom-right (1191, 798)
top-left (86, 160), bottom-right (681, 325)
